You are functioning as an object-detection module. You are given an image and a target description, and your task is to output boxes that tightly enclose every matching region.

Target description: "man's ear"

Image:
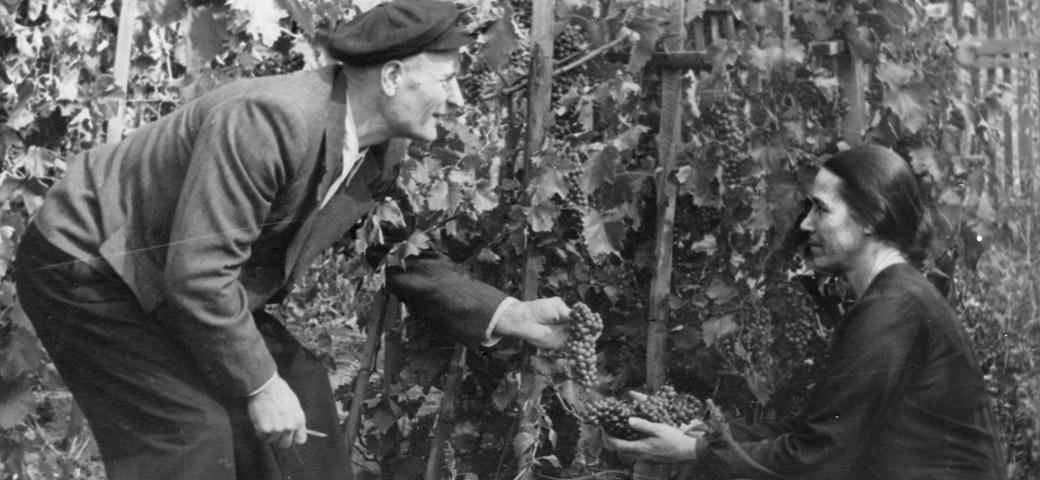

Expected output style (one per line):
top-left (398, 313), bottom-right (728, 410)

top-left (381, 60), bottom-right (404, 96)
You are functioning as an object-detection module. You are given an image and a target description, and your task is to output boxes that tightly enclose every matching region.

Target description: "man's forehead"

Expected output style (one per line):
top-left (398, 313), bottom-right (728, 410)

top-left (408, 51), bottom-right (461, 73)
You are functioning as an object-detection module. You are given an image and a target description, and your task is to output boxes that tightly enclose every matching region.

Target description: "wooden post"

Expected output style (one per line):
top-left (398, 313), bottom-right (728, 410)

top-left (515, 1), bottom-right (554, 478)
top-left (836, 43), bottom-right (865, 145)
top-left (949, 0), bottom-right (962, 34)
top-left (423, 346), bottom-right (466, 480)
top-left (1000, 0), bottom-right (1014, 195)
top-left (343, 293), bottom-right (395, 480)
top-left (637, 4), bottom-right (687, 480)
top-left (986, 0), bottom-right (999, 200)
top-left (646, 0), bottom-right (686, 393)
top-left (106, 0), bottom-right (137, 143)
top-left (969, 2), bottom-right (981, 157)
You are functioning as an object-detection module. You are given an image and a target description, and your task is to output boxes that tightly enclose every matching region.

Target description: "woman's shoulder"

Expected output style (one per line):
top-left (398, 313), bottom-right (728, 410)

top-left (846, 264), bottom-right (952, 332)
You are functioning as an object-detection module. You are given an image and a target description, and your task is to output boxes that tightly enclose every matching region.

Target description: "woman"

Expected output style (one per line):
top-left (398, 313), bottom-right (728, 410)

top-left (605, 145), bottom-right (1006, 479)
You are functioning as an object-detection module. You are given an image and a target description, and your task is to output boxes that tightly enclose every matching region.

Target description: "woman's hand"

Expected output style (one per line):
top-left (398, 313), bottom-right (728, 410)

top-left (602, 417), bottom-right (701, 464)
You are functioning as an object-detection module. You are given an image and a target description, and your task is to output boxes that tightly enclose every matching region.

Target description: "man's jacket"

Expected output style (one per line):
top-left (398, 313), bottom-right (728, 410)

top-left (32, 65), bottom-right (506, 397)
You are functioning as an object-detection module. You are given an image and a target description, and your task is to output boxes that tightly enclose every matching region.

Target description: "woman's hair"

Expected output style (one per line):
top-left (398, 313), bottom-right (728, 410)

top-left (822, 145), bottom-right (932, 264)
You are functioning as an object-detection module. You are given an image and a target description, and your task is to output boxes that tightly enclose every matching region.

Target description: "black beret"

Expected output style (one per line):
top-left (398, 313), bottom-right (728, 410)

top-left (325, 1), bottom-right (476, 66)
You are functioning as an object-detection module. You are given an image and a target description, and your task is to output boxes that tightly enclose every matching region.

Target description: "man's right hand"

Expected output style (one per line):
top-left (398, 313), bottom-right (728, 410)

top-left (247, 375), bottom-right (307, 448)
top-left (494, 297), bottom-right (572, 350)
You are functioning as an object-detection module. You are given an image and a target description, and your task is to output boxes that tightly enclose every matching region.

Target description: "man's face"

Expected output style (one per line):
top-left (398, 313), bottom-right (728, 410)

top-left (799, 168), bottom-right (871, 274)
top-left (385, 52), bottom-right (464, 142)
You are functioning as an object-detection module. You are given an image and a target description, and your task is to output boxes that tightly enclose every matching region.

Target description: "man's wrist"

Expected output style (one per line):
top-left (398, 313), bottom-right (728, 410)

top-left (248, 373), bottom-right (279, 397)
top-left (493, 299), bottom-right (532, 341)
top-left (484, 297), bottom-right (521, 346)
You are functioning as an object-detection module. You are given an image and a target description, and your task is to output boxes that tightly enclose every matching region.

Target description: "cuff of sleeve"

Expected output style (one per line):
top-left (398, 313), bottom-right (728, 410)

top-left (693, 436), bottom-right (709, 461)
top-left (248, 372), bottom-right (278, 397)
top-left (484, 297), bottom-right (520, 347)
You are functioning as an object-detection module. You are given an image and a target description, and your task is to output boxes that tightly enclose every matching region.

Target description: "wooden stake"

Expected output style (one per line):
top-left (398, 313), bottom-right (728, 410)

top-left (424, 345), bottom-right (466, 480)
top-left (343, 292), bottom-right (394, 480)
top-left (646, 0), bottom-right (686, 394)
top-left (106, 0), bottom-right (137, 143)
top-left (515, 1), bottom-right (555, 479)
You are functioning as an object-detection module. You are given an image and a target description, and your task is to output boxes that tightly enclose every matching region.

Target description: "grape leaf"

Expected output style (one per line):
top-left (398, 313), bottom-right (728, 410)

top-left (582, 210), bottom-right (623, 262)
top-left (690, 234), bottom-right (717, 254)
top-left (584, 145), bottom-right (618, 192)
top-left (625, 16), bottom-right (664, 73)
top-left (876, 61), bottom-right (916, 87)
top-left (883, 83), bottom-right (929, 133)
top-left (685, 0), bottom-right (707, 22)
top-left (527, 201), bottom-right (560, 233)
top-left (763, 171), bottom-right (801, 234)
top-left (705, 279), bottom-right (737, 304)
top-left (472, 179), bottom-right (498, 213)
top-left (701, 313), bottom-right (737, 348)
top-left (610, 125), bottom-right (648, 152)
top-left (372, 200), bottom-right (406, 227)
top-left (529, 168), bottom-right (568, 204)
top-left (910, 146), bottom-right (941, 180)
top-left (0, 377), bottom-right (35, 429)
top-left (227, 0), bottom-right (288, 46)
top-left (427, 179), bottom-right (450, 211)
top-left (478, 6), bottom-right (519, 69)
top-left (492, 373), bottom-right (519, 411)
top-left (187, 7), bottom-right (228, 66)
top-left (0, 305), bottom-right (44, 380)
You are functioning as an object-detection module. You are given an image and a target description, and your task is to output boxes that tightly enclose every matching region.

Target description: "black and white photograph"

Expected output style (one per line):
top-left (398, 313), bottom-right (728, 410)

top-left (0, 1), bottom-right (1036, 479)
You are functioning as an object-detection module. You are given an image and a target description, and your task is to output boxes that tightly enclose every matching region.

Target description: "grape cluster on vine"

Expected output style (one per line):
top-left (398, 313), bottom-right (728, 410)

top-left (584, 386), bottom-right (704, 440)
top-left (701, 95), bottom-right (753, 189)
top-left (564, 302), bottom-right (603, 387)
top-left (459, 61), bottom-right (494, 102)
top-left (763, 282), bottom-right (829, 359)
top-left (248, 52), bottom-right (306, 77)
top-left (714, 302), bottom-right (772, 364)
top-left (564, 169), bottom-right (587, 209)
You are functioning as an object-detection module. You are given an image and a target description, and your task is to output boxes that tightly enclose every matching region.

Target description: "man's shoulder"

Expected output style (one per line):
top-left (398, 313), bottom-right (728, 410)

top-left (194, 66), bottom-right (337, 115)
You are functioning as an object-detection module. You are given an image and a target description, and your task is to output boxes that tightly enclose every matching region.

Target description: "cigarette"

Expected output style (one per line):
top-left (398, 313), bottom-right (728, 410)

top-left (306, 429), bottom-right (328, 438)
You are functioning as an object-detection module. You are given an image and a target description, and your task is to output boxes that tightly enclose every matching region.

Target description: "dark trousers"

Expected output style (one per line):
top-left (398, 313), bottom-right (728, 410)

top-left (14, 225), bottom-right (349, 480)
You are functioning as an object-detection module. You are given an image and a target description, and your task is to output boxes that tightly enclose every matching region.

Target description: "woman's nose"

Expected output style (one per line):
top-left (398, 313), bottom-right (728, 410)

top-left (799, 212), bottom-right (814, 232)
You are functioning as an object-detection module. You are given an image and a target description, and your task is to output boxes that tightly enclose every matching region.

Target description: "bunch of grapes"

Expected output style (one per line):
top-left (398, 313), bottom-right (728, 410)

top-left (248, 52), bottom-right (306, 77)
top-left (948, 106), bottom-right (967, 130)
top-left (564, 169), bottom-right (587, 209)
top-left (702, 95), bottom-right (750, 188)
top-left (715, 302), bottom-right (772, 364)
top-left (459, 61), bottom-right (495, 102)
top-left (702, 95), bottom-right (746, 155)
top-left (675, 201), bottom-right (724, 251)
top-left (584, 386), bottom-right (705, 440)
top-left (564, 302), bottom-right (603, 387)
top-left (764, 282), bottom-right (825, 356)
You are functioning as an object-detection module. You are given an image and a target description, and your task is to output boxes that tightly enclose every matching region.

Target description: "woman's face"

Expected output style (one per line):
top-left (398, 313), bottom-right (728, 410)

top-left (800, 168), bottom-right (871, 274)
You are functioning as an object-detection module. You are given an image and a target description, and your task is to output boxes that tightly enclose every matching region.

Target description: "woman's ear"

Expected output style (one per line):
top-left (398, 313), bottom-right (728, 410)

top-left (381, 60), bottom-right (404, 96)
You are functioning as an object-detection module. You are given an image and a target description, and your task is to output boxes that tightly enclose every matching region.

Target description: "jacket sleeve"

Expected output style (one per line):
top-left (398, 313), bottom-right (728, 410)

top-left (158, 96), bottom-right (310, 397)
top-left (698, 293), bottom-right (925, 479)
top-left (386, 250), bottom-right (509, 345)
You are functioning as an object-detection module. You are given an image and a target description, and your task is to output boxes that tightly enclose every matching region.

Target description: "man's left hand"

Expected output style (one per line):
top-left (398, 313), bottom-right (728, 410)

top-left (495, 297), bottom-right (572, 350)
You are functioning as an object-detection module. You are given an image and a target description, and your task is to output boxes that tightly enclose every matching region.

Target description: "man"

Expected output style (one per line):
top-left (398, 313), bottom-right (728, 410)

top-left (13, 2), bottom-right (571, 479)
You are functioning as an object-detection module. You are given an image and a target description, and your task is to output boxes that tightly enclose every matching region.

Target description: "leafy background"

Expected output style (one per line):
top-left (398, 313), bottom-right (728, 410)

top-left (0, 0), bottom-right (1036, 479)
